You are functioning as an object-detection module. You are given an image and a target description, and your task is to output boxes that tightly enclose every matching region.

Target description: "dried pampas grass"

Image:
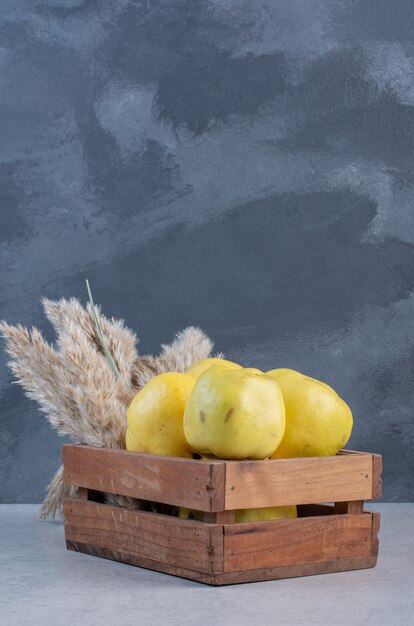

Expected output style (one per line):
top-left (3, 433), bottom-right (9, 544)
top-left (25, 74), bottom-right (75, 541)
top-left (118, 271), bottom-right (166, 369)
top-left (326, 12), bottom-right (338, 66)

top-left (0, 295), bottom-right (215, 519)
top-left (130, 326), bottom-right (215, 388)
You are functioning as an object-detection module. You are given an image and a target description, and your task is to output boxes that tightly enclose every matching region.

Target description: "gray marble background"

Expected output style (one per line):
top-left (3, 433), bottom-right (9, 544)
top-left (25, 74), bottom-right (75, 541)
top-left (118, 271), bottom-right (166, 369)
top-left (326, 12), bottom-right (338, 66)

top-left (1, 1), bottom-right (413, 502)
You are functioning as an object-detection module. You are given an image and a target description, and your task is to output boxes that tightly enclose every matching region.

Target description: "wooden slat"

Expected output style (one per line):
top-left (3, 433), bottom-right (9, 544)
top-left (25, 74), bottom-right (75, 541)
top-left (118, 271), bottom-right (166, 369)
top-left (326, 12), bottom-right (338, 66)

top-left (208, 462), bottom-right (227, 512)
top-left (210, 556), bottom-right (378, 585)
top-left (224, 454), bottom-right (373, 509)
top-left (202, 511), bottom-right (236, 523)
top-left (63, 445), bottom-right (379, 511)
top-left (66, 540), bottom-right (221, 584)
top-left (65, 505), bottom-right (379, 584)
top-left (223, 512), bottom-right (375, 573)
top-left (371, 511), bottom-right (380, 556)
top-left (64, 498), bottom-right (223, 575)
top-left (66, 542), bottom-right (377, 586)
top-left (64, 497), bottom-right (380, 585)
top-left (77, 487), bottom-right (89, 500)
top-left (372, 454), bottom-right (383, 499)
top-left (62, 444), bottom-right (225, 512)
top-left (334, 501), bottom-right (364, 514)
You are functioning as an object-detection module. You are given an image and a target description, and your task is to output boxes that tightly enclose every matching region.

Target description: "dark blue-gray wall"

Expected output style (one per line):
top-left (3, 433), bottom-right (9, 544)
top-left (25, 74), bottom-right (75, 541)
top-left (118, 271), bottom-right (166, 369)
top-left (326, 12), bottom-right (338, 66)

top-left (1, 1), bottom-right (413, 502)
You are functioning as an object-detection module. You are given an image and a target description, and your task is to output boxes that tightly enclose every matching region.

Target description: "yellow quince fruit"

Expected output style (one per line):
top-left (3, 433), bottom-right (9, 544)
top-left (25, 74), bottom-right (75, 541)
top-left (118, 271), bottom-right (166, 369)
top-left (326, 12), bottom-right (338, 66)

top-left (234, 505), bottom-right (297, 522)
top-left (266, 368), bottom-right (353, 458)
top-left (186, 357), bottom-right (242, 379)
top-left (126, 372), bottom-right (195, 457)
top-left (178, 505), bottom-right (297, 522)
top-left (184, 366), bottom-right (285, 459)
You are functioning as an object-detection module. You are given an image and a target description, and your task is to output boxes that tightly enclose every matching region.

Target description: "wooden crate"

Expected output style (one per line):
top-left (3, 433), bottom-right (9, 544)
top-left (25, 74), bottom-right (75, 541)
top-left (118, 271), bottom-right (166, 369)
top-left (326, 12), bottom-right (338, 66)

top-left (62, 444), bottom-right (382, 585)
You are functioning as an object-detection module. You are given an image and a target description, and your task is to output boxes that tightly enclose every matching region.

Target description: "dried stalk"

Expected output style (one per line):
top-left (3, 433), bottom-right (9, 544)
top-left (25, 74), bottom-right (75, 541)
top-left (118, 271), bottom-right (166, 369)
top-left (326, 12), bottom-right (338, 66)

top-left (86, 279), bottom-right (121, 380)
top-left (0, 296), bottom-right (215, 519)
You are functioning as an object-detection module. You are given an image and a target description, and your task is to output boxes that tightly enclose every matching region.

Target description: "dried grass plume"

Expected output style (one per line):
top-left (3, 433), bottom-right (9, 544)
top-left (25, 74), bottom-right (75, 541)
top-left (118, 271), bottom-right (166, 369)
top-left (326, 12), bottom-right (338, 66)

top-left (0, 297), bottom-right (215, 519)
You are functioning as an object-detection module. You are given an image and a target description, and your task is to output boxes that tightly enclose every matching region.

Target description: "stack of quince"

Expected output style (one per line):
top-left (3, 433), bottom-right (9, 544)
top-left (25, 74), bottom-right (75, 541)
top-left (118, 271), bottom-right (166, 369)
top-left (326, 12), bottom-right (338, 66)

top-left (126, 358), bottom-right (353, 522)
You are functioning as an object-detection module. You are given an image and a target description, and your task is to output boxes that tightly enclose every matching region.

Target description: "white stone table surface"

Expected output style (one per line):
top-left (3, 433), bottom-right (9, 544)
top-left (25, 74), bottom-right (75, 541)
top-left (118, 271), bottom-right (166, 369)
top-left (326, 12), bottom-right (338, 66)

top-left (0, 504), bottom-right (412, 626)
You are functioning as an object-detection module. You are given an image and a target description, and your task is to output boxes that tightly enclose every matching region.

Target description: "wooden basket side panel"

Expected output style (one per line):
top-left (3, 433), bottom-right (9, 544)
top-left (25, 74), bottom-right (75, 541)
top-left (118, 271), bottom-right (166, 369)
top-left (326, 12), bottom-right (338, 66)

top-left (63, 445), bottom-right (381, 511)
top-left (222, 512), bottom-right (376, 573)
top-left (224, 454), bottom-right (373, 509)
top-left (63, 498), bottom-right (224, 575)
top-left (66, 540), bottom-right (225, 584)
top-left (211, 556), bottom-right (378, 585)
top-left (62, 444), bottom-right (225, 512)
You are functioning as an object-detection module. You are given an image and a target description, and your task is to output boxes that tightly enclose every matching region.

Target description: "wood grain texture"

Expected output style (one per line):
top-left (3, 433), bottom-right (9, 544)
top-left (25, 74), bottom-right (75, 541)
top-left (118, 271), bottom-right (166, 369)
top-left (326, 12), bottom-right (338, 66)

top-left (62, 444), bottom-right (225, 511)
top-left (65, 540), bottom-right (220, 584)
top-left (224, 454), bottom-right (373, 509)
top-left (62, 445), bottom-right (381, 585)
top-left (64, 498), bottom-right (223, 575)
top-left (202, 511), bottom-right (236, 523)
top-left (64, 500), bottom-right (379, 585)
top-left (63, 446), bottom-right (379, 510)
top-left (334, 501), bottom-right (364, 514)
top-left (371, 511), bottom-right (380, 556)
top-left (65, 541), bottom-right (377, 586)
top-left (222, 512), bottom-right (375, 573)
top-left (77, 487), bottom-right (89, 500)
top-left (372, 454), bottom-right (383, 499)
top-left (209, 556), bottom-right (378, 585)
